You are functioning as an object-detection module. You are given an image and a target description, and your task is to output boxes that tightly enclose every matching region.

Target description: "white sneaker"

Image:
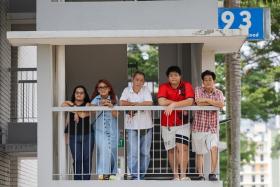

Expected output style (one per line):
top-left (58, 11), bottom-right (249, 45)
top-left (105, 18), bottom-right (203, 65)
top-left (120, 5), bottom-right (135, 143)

top-left (181, 177), bottom-right (191, 181)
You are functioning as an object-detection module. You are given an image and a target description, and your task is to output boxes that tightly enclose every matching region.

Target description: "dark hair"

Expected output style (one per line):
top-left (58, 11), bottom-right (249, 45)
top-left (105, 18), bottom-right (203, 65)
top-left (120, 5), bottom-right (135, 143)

top-left (166, 66), bottom-right (182, 76)
top-left (132, 71), bottom-right (145, 79)
top-left (71, 85), bottom-right (90, 104)
top-left (91, 79), bottom-right (117, 105)
top-left (201, 70), bottom-right (216, 81)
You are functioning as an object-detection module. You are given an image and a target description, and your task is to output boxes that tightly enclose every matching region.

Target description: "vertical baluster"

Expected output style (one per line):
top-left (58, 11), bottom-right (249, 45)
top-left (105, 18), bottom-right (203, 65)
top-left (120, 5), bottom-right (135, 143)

top-left (159, 110), bottom-right (162, 175)
top-left (116, 110), bottom-right (119, 179)
top-left (137, 110), bottom-right (140, 180)
top-left (82, 113), bottom-right (84, 179)
top-left (152, 110), bottom-right (155, 174)
top-left (74, 113), bottom-right (77, 178)
top-left (67, 112), bottom-right (70, 179)
top-left (123, 111), bottom-right (127, 178)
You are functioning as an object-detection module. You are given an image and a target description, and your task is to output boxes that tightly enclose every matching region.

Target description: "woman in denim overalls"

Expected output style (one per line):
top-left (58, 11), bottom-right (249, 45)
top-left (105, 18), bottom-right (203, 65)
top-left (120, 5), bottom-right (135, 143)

top-left (91, 79), bottom-right (119, 180)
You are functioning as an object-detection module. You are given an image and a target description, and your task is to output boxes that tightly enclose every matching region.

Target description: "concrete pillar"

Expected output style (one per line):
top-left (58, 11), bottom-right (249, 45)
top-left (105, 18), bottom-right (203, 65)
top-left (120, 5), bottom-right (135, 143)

top-left (201, 49), bottom-right (215, 72)
top-left (190, 44), bottom-right (203, 88)
top-left (159, 44), bottom-right (178, 84)
top-left (159, 43), bottom-right (204, 87)
top-left (159, 44), bottom-right (192, 84)
top-left (55, 46), bottom-right (67, 179)
top-left (10, 47), bottom-right (18, 123)
top-left (37, 45), bottom-right (54, 187)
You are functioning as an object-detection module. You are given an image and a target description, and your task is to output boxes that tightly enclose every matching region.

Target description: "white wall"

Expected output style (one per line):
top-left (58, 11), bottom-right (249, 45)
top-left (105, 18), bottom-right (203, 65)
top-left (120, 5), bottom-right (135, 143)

top-left (17, 158), bottom-right (37, 187)
top-left (65, 45), bottom-right (128, 99)
top-left (37, 0), bottom-right (217, 31)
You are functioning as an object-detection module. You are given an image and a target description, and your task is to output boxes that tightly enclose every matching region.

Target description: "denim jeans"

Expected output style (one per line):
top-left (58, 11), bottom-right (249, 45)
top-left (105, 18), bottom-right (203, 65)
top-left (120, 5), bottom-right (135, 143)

top-left (95, 111), bottom-right (119, 175)
top-left (69, 134), bottom-right (94, 180)
top-left (127, 128), bottom-right (152, 180)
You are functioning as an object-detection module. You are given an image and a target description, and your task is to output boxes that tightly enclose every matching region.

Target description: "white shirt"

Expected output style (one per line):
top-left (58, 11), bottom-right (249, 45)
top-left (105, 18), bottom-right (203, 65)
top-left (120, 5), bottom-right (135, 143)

top-left (120, 86), bottom-right (153, 129)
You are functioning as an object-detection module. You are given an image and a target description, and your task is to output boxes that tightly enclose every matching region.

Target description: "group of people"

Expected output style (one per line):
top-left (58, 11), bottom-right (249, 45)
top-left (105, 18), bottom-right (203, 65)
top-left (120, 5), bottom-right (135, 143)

top-left (62, 66), bottom-right (224, 181)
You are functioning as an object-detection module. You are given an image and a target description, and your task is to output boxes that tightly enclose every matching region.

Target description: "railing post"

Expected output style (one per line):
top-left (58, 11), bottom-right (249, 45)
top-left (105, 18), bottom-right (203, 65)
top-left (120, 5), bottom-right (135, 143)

top-left (217, 111), bottom-right (220, 179)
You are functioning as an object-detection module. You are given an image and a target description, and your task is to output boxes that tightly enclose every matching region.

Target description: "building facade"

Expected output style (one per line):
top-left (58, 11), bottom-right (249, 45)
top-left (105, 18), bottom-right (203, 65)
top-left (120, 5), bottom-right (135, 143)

top-left (1, 0), bottom-right (246, 186)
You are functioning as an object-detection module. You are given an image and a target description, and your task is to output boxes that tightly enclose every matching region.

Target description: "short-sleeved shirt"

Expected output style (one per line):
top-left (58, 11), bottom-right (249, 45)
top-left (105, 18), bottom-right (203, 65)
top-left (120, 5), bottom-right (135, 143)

top-left (64, 103), bottom-right (90, 135)
top-left (157, 81), bottom-right (195, 127)
top-left (192, 86), bottom-right (224, 133)
top-left (120, 86), bottom-right (153, 129)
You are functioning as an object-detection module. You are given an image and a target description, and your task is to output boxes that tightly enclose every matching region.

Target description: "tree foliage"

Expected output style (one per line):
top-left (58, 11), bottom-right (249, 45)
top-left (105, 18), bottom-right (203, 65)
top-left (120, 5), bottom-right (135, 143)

top-left (240, 4), bottom-right (280, 121)
top-left (218, 2), bottom-right (280, 186)
top-left (127, 44), bottom-right (159, 81)
top-left (271, 133), bottom-right (280, 158)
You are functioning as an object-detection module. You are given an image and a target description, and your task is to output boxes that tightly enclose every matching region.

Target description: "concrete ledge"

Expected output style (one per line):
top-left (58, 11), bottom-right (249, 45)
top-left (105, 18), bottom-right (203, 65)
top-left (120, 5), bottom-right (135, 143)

top-left (5, 144), bottom-right (36, 153)
top-left (7, 29), bottom-right (247, 53)
top-left (49, 180), bottom-right (223, 187)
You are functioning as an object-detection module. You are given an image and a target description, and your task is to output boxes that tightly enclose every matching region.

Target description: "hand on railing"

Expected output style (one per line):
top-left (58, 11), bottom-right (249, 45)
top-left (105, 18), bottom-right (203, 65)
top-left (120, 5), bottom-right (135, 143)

top-left (64, 133), bottom-right (69, 145)
top-left (62, 101), bottom-right (74, 107)
top-left (74, 113), bottom-right (79, 124)
top-left (164, 103), bottom-right (176, 116)
top-left (100, 99), bottom-right (119, 117)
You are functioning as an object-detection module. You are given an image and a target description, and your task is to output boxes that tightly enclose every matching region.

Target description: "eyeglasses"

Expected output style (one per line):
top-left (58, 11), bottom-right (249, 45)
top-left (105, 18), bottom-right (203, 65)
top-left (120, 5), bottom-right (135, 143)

top-left (75, 91), bottom-right (85, 95)
top-left (98, 86), bottom-right (108, 90)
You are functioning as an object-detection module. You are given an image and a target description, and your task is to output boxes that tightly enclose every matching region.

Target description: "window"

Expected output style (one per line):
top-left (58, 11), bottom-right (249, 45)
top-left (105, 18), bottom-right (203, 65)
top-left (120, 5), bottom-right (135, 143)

top-left (16, 46), bottom-right (38, 123)
top-left (252, 175), bottom-right (255, 182)
top-left (252, 165), bottom-right (255, 171)
top-left (260, 154), bottom-right (264, 161)
top-left (261, 175), bottom-right (264, 182)
top-left (259, 145), bottom-right (264, 152)
top-left (261, 164), bottom-right (265, 171)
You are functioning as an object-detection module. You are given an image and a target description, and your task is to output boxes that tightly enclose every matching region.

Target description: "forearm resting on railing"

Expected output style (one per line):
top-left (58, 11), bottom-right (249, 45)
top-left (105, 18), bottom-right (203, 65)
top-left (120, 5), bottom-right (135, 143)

top-left (171, 98), bottom-right (194, 107)
top-left (207, 99), bottom-right (224, 109)
top-left (196, 98), bottom-right (224, 109)
top-left (158, 98), bottom-right (175, 106)
top-left (158, 97), bottom-right (194, 107)
top-left (120, 100), bottom-right (153, 106)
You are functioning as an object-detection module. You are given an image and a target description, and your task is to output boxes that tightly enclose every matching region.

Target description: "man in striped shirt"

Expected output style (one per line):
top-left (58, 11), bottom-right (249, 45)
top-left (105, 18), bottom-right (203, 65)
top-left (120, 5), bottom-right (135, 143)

top-left (192, 70), bottom-right (224, 181)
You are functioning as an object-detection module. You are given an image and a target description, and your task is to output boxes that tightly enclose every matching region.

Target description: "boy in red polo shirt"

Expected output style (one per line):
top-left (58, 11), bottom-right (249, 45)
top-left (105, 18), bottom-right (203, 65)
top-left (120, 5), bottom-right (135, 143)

top-left (157, 66), bottom-right (194, 180)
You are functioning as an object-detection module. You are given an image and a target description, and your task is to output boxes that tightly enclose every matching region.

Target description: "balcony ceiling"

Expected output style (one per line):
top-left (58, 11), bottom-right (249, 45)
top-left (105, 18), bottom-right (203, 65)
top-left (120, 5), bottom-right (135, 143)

top-left (7, 29), bottom-right (247, 53)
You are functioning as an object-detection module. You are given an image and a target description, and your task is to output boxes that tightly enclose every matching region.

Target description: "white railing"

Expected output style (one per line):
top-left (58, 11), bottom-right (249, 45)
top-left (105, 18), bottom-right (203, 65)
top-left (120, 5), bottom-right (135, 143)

top-left (11, 68), bottom-right (37, 123)
top-left (51, 106), bottom-right (220, 181)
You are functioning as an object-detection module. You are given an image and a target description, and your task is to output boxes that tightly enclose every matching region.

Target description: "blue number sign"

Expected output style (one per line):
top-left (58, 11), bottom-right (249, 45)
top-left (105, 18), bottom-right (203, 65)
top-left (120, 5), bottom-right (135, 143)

top-left (218, 8), bottom-right (267, 41)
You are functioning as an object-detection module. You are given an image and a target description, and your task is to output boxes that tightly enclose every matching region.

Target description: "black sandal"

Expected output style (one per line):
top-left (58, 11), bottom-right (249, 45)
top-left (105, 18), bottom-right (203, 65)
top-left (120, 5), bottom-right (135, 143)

top-left (197, 175), bottom-right (205, 180)
top-left (103, 175), bottom-right (110, 180)
top-left (208, 174), bottom-right (218, 181)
